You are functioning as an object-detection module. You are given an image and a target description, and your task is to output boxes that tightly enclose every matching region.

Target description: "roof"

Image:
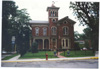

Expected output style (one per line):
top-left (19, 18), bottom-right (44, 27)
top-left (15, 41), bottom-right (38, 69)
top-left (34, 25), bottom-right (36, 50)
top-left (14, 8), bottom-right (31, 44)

top-left (47, 6), bottom-right (59, 11)
top-left (58, 16), bottom-right (76, 24)
top-left (29, 20), bottom-right (49, 24)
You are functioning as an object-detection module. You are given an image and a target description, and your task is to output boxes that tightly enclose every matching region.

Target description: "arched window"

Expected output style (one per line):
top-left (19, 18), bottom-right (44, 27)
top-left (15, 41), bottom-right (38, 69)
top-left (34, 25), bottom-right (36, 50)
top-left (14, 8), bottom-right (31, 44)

top-left (51, 27), bottom-right (57, 35)
top-left (35, 27), bottom-right (39, 36)
top-left (63, 27), bottom-right (68, 35)
top-left (53, 11), bottom-right (55, 16)
top-left (51, 11), bottom-right (52, 16)
top-left (43, 27), bottom-right (47, 36)
top-left (55, 12), bottom-right (56, 16)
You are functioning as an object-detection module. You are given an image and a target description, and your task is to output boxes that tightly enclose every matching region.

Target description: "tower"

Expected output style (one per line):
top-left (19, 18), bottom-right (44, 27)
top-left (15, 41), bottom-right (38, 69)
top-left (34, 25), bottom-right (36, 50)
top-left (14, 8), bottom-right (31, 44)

top-left (47, 3), bottom-right (60, 49)
top-left (47, 3), bottom-right (59, 23)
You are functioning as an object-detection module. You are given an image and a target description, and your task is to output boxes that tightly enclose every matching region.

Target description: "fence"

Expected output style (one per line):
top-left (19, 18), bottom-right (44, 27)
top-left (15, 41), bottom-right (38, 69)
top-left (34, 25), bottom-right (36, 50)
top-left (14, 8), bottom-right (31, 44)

top-left (20, 48), bottom-right (95, 59)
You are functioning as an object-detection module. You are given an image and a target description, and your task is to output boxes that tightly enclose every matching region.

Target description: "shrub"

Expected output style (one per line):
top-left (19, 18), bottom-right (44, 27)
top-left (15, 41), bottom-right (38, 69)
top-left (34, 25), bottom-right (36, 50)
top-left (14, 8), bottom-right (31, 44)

top-left (31, 42), bottom-right (38, 53)
top-left (74, 42), bottom-right (80, 50)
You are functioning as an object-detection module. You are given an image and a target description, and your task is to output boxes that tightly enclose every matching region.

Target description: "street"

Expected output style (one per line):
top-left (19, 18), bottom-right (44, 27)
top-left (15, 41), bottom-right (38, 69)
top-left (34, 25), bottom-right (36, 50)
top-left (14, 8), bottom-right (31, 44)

top-left (1, 59), bottom-right (98, 68)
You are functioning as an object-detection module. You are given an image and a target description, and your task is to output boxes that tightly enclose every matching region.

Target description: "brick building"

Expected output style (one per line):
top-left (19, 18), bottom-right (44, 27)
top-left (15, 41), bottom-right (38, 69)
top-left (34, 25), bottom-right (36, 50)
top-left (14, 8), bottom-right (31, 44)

top-left (29, 4), bottom-right (76, 50)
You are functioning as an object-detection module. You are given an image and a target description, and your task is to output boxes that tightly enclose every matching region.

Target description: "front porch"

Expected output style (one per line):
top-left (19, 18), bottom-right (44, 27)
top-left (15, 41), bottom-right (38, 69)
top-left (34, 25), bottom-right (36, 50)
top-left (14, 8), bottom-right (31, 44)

top-left (33, 37), bottom-right (50, 50)
top-left (31, 37), bottom-right (71, 50)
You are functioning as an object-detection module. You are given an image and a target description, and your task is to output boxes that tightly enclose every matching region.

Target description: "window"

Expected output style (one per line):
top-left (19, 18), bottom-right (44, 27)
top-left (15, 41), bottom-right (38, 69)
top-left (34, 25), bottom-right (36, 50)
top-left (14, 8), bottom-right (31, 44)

top-left (63, 27), bottom-right (68, 35)
top-left (53, 39), bottom-right (56, 42)
top-left (55, 12), bottom-right (56, 16)
top-left (66, 39), bottom-right (68, 47)
top-left (35, 27), bottom-right (39, 36)
top-left (63, 21), bottom-right (68, 24)
top-left (50, 11), bottom-right (52, 16)
top-left (53, 11), bottom-right (55, 16)
top-left (51, 11), bottom-right (56, 17)
top-left (52, 19), bottom-right (56, 23)
top-left (43, 27), bottom-right (47, 36)
top-left (51, 27), bottom-right (57, 35)
top-left (64, 21), bottom-right (67, 24)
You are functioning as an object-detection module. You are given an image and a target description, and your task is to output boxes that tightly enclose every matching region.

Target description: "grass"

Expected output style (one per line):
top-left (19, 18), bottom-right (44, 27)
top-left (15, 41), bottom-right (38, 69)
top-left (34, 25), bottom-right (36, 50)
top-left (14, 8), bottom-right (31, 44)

top-left (2, 53), bottom-right (19, 60)
top-left (20, 51), bottom-right (58, 59)
top-left (60, 50), bottom-right (95, 57)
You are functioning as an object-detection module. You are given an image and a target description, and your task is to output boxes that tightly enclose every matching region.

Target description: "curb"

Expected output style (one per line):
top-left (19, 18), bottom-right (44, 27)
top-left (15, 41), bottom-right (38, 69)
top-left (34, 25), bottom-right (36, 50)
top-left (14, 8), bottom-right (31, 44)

top-left (1, 57), bottom-right (98, 63)
top-left (90, 57), bottom-right (98, 59)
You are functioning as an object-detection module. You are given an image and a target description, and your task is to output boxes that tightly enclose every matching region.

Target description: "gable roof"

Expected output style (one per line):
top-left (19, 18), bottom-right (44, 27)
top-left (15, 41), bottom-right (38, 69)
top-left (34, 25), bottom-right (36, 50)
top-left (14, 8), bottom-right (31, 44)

top-left (57, 16), bottom-right (76, 24)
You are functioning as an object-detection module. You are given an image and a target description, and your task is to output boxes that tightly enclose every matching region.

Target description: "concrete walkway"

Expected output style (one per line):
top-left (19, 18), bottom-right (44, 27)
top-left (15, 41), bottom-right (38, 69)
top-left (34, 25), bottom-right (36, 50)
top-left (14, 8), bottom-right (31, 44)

top-left (7, 55), bottom-right (20, 61)
top-left (57, 52), bottom-right (66, 58)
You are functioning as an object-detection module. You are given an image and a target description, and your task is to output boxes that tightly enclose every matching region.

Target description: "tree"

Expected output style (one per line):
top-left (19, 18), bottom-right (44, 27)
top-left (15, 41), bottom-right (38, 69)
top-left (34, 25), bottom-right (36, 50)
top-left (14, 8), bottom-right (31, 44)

top-left (2, 1), bottom-right (31, 56)
top-left (10, 9), bottom-right (31, 56)
top-left (74, 31), bottom-right (80, 40)
top-left (70, 2), bottom-right (99, 51)
top-left (2, 1), bottom-right (18, 52)
top-left (74, 31), bottom-right (86, 40)
top-left (83, 27), bottom-right (92, 39)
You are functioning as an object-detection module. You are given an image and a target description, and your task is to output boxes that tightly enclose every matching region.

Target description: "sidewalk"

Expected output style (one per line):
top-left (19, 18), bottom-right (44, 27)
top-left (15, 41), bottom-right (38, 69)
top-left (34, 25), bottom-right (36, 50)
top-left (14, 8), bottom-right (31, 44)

top-left (2, 55), bottom-right (98, 63)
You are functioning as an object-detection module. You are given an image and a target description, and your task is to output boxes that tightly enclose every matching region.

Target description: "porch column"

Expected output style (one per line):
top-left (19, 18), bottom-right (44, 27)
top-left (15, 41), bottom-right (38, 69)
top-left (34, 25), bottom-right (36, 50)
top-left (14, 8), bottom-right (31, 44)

top-left (64, 39), bottom-right (66, 48)
top-left (43, 39), bottom-right (44, 49)
top-left (68, 39), bottom-right (70, 49)
top-left (56, 39), bottom-right (57, 48)
top-left (61, 39), bottom-right (63, 48)
top-left (49, 39), bottom-right (50, 49)
top-left (33, 39), bottom-right (35, 42)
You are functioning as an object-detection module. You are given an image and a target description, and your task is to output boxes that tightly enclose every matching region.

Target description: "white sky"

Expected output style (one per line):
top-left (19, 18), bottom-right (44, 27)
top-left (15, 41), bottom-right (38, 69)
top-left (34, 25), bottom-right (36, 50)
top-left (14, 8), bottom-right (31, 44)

top-left (14, 0), bottom-right (88, 34)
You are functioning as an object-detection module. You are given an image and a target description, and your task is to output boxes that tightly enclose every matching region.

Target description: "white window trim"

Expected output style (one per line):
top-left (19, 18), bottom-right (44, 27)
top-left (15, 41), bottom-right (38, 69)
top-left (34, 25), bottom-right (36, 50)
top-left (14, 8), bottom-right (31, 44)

top-left (35, 27), bottom-right (39, 36)
top-left (43, 27), bottom-right (47, 36)
top-left (50, 10), bottom-right (57, 17)
top-left (61, 38), bottom-right (69, 49)
top-left (51, 26), bottom-right (57, 35)
top-left (62, 26), bottom-right (69, 35)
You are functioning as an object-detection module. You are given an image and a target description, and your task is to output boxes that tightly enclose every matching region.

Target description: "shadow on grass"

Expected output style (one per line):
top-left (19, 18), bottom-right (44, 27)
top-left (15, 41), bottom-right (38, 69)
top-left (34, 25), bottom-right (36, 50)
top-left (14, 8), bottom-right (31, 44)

top-left (20, 51), bottom-right (58, 59)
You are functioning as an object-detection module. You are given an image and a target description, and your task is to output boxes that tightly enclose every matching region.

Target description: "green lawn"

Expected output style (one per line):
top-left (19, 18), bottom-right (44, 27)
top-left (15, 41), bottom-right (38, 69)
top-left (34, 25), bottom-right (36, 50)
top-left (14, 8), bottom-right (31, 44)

top-left (20, 51), bottom-right (57, 59)
top-left (2, 54), bottom-right (19, 60)
top-left (60, 50), bottom-right (95, 57)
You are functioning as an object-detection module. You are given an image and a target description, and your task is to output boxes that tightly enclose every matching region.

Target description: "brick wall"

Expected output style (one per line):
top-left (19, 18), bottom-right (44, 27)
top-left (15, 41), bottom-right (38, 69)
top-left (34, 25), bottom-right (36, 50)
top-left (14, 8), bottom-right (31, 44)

top-left (32, 26), bottom-right (49, 36)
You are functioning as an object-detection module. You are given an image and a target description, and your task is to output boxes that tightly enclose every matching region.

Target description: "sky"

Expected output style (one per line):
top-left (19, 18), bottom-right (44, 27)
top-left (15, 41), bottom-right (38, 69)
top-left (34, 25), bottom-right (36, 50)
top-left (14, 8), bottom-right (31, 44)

top-left (14, 0), bottom-right (88, 34)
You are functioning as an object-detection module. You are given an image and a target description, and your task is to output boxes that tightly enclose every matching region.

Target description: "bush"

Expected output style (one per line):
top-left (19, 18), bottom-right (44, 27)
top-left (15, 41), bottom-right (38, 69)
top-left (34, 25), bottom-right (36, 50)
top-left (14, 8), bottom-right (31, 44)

top-left (74, 42), bottom-right (80, 50)
top-left (85, 40), bottom-right (89, 49)
top-left (31, 42), bottom-right (38, 53)
top-left (38, 49), bottom-right (51, 51)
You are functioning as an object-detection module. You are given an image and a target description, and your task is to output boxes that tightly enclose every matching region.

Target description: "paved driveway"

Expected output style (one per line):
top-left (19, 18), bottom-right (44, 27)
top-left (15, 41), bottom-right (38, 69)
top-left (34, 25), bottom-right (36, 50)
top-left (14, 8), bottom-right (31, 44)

top-left (1, 59), bottom-right (98, 68)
